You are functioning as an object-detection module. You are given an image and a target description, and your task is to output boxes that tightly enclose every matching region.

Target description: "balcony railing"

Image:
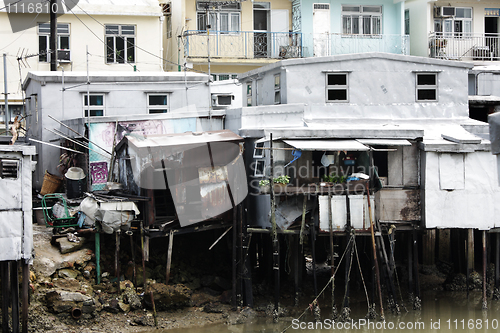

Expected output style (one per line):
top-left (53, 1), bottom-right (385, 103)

top-left (429, 32), bottom-right (500, 61)
top-left (184, 30), bottom-right (303, 59)
top-left (183, 31), bottom-right (409, 60)
top-left (301, 33), bottom-right (410, 57)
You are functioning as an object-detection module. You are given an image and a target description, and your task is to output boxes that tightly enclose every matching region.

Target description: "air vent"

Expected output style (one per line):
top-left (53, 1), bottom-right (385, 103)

top-left (0, 159), bottom-right (19, 179)
top-left (314, 3), bottom-right (330, 10)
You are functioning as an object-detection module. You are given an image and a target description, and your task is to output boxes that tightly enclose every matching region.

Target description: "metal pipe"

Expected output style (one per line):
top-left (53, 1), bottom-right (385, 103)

top-left (28, 138), bottom-right (85, 155)
top-left (3, 54), bottom-right (9, 134)
top-left (71, 307), bottom-right (82, 320)
top-left (47, 115), bottom-right (111, 155)
top-left (45, 127), bottom-right (109, 158)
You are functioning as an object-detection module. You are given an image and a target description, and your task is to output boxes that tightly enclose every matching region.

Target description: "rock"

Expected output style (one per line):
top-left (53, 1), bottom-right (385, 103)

top-left (201, 275), bottom-right (231, 291)
top-left (52, 300), bottom-right (76, 313)
top-left (58, 269), bottom-right (79, 279)
top-left (35, 257), bottom-right (58, 277)
top-left (52, 278), bottom-right (81, 291)
top-left (203, 302), bottom-right (223, 313)
top-left (120, 280), bottom-right (134, 292)
top-left (145, 283), bottom-right (192, 311)
top-left (219, 290), bottom-right (232, 304)
top-left (190, 292), bottom-right (215, 307)
top-left (118, 301), bottom-right (131, 313)
top-left (55, 237), bottom-right (85, 254)
top-left (133, 315), bottom-right (155, 327)
top-left (122, 288), bottom-right (142, 310)
top-left (46, 290), bottom-right (92, 303)
top-left (103, 298), bottom-right (121, 313)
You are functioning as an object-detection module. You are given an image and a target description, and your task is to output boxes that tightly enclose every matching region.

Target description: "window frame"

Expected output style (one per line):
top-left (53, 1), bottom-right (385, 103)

top-left (415, 72), bottom-right (438, 102)
top-left (246, 82), bottom-right (252, 106)
top-left (253, 160), bottom-right (266, 177)
top-left (196, 1), bottom-right (241, 33)
top-left (38, 23), bottom-right (70, 63)
top-left (253, 141), bottom-right (265, 158)
top-left (341, 5), bottom-right (382, 35)
top-left (325, 72), bottom-right (349, 103)
top-left (105, 24), bottom-right (136, 64)
top-left (83, 94), bottom-right (105, 117)
top-left (434, 7), bottom-right (472, 37)
top-left (274, 74), bottom-right (281, 105)
top-left (147, 93), bottom-right (169, 114)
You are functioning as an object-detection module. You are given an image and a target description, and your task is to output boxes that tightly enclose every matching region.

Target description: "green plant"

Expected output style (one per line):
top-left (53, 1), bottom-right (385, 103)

top-left (259, 175), bottom-right (290, 186)
top-left (273, 175), bottom-right (290, 184)
top-left (322, 174), bottom-right (347, 183)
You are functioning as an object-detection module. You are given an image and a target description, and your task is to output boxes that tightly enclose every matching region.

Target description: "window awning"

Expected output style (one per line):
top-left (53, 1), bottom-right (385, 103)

top-left (356, 139), bottom-right (412, 146)
top-left (283, 139), bottom-right (369, 151)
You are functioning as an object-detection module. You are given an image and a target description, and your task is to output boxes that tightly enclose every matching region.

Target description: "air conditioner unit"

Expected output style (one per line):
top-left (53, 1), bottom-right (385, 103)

top-left (211, 94), bottom-right (233, 107)
top-left (441, 6), bottom-right (455, 17)
top-left (57, 50), bottom-right (71, 62)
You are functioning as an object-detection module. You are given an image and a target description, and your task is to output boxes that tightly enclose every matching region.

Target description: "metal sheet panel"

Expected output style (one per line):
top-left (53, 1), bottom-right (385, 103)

top-left (0, 211), bottom-right (23, 261)
top-left (319, 195), bottom-right (374, 231)
top-left (283, 139), bottom-right (369, 151)
top-left (375, 189), bottom-right (421, 221)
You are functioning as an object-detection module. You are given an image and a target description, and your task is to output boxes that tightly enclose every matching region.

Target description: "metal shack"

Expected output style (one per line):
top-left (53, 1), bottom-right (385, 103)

top-left (114, 130), bottom-right (248, 228)
top-left (0, 144), bottom-right (36, 332)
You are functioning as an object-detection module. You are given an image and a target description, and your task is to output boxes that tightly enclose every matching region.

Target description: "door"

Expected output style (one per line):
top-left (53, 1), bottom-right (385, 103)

top-left (313, 3), bottom-right (330, 56)
top-left (271, 9), bottom-right (289, 58)
top-left (254, 2), bottom-right (270, 58)
top-left (485, 16), bottom-right (499, 59)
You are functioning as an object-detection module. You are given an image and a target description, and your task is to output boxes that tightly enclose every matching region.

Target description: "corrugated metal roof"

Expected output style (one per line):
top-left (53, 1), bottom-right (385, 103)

top-left (126, 130), bottom-right (243, 149)
top-left (357, 139), bottom-right (412, 146)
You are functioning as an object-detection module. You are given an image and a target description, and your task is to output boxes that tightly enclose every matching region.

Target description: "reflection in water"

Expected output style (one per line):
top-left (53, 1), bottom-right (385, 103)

top-left (142, 290), bottom-right (500, 333)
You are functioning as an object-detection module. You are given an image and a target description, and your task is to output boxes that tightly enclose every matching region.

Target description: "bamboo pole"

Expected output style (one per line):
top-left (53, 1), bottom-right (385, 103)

top-left (366, 182), bottom-right (384, 320)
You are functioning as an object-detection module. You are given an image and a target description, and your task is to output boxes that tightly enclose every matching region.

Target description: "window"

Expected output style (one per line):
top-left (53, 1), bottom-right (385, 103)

top-left (416, 73), bottom-right (437, 102)
top-left (274, 74), bottom-right (281, 104)
top-left (404, 9), bottom-right (410, 35)
top-left (38, 23), bottom-right (70, 62)
top-left (211, 73), bottom-right (238, 81)
top-left (246, 83), bottom-right (252, 106)
top-left (434, 7), bottom-right (472, 37)
top-left (342, 5), bottom-right (382, 35)
top-left (105, 25), bottom-right (135, 63)
top-left (148, 94), bottom-right (169, 114)
top-left (253, 160), bottom-right (266, 177)
top-left (197, 1), bottom-right (241, 32)
top-left (83, 94), bottom-right (104, 117)
top-left (0, 159), bottom-right (19, 179)
top-left (253, 141), bottom-right (265, 158)
top-left (326, 73), bottom-right (348, 102)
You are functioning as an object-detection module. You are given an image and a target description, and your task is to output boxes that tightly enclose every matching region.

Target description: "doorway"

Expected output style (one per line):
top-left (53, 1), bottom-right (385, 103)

top-left (254, 3), bottom-right (270, 58)
top-left (313, 3), bottom-right (330, 56)
top-left (485, 16), bottom-right (499, 59)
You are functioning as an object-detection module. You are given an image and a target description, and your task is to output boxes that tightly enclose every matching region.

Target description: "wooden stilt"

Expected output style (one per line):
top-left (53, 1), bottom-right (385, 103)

top-left (11, 261), bottom-right (19, 333)
top-left (115, 231), bottom-right (120, 279)
top-left (310, 219), bottom-right (318, 297)
top-left (269, 133), bottom-right (280, 321)
top-left (2, 261), bottom-right (10, 333)
top-left (423, 229), bottom-right (436, 266)
top-left (496, 233), bottom-right (500, 290)
top-left (293, 234), bottom-right (300, 306)
top-left (129, 232), bottom-right (137, 288)
top-left (408, 232), bottom-right (414, 297)
top-left (482, 231), bottom-right (487, 310)
top-left (239, 204), bottom-right (244, 307)
top-left (166, 230), bottom-right (174, 285)
top-left (140, 220), bottom-right (146, 288)
top-left (467, 229), bottom-right (474, 273)
top-left (231, 206), bottom-right (237, 309)
top-left (412, 229), bottom-right (421, 309)
top-left (94, 229), bottom-right (101, 284)
top-left (21, 260), bottom-right (29, 333)
top-left (366, 182), bottom-right (384, 319)
top-left (344, 192), bottom-right (351, 309)
top-left (328, 193), bottom-right (337, 318)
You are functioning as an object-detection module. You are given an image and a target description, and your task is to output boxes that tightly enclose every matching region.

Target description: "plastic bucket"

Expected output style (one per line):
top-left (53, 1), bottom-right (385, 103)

top-left (65, 167), bottom-right (87, 199)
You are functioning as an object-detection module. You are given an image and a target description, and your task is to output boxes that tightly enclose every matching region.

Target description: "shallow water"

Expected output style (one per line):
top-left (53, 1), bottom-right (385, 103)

top-left (144, 290), bottom-right (500, 332)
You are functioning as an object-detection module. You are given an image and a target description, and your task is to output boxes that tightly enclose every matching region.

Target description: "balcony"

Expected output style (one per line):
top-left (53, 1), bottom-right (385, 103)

top-left (183, 31), bottom-right (409, 61)
top-left (429, 33), bottom-right (500, 61)
top-left (184, 30), bottom-right (303, 60)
